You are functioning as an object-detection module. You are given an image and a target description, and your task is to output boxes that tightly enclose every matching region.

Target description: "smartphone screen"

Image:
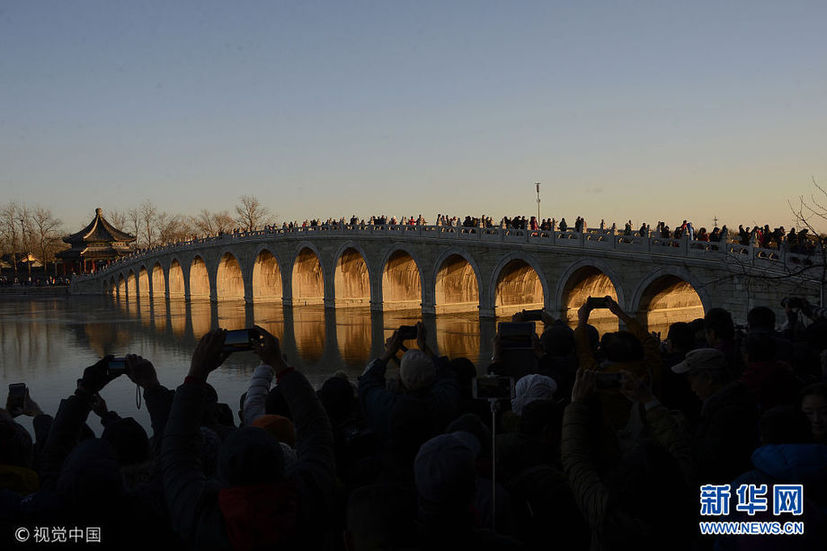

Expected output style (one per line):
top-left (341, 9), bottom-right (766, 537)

top-left (223, 329), bottom-right (255, 352)
top-left (8, 383), bottom-right (27, 410)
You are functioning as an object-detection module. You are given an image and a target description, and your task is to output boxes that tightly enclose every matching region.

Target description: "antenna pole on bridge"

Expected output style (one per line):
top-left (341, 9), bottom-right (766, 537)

top-left (535, 182), bottom-right (541, 222)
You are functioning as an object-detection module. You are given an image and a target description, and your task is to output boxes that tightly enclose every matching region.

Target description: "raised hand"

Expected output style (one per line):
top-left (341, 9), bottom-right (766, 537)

top-left (78, 355), bottom-right (121, 395)
top-left (380, 330), bottom-right (403, 362)
top-left (571, 369), bottom-right (597, 403)
top-left (188, 329), bottom-right (229, 381)
top-left (21, 390), bottom-right (43, 417)
top-left (251, 325), bottom-right (288, 373)
top-left (91, 393), bottom-right (108, 418)
top-left (125, 354), bottom-right (160, 389)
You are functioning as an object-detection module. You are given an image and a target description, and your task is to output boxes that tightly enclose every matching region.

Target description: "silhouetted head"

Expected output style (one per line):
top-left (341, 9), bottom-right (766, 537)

top-left (265, 386), bottom-right (292, 420)
top-left (415, 432), bottom-right (479, 511)
top-left (600, 331), bottom-right (644, 363)
top-left (743, 333), bottom-right (777, 363)
top-left (399, 350), bottom-right (436, 392)
top-left (449, 357), bottom-right (477, 400)
top-left (667, 322), bottom-right (694, 354)
top-left (801, 383), bottom-right (827, 443)
top-left (317, 376), bottom-right (355, 424)
top-left (101, 417), bottom-right (150, 466)
top-left (0, 414), bottom-right (33, 467)
top-left (759, 405), bottom-right (811, 445)
top-left (748, 306), bottom-right (776, 333)
top-left (217, 426), bottom-right (284, 486)
top-left (705, 308), bottom-right (735, 344)
top-left (541, 322), bottom-right (575, 357)
top-left (511, 374), bottom-right (557, 416)
top-left (251, 414), bottom-right (296, 447)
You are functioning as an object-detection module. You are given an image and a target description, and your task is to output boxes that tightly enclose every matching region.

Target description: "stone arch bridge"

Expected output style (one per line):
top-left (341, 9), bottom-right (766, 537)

top-left (71, 225), bottom-right (821, 327)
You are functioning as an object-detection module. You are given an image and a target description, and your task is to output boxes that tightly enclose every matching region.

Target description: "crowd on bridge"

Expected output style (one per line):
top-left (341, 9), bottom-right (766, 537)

top-left (66, 211), bottom-right (822, 280)
top-left (2, 286), bottom-right (827, 549)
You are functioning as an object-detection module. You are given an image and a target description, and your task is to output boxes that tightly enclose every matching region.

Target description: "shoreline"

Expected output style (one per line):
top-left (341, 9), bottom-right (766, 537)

top-left (0, 286), bottom-right (69, 297)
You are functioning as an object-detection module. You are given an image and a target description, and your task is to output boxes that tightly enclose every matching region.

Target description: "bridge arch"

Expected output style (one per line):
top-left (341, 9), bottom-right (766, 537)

top-left (117, 274), bottom-right (125, 298)
top-left (168, 259), bottom-right (186, 299)
top-left (334, 243), bottom-right (371, 307)
top-left (381, 246), bottom-right (424, 311)
top-left (292, 245), bottom-right (325, 306)
top-left (216, 252), bottom-right (245, 301)
top-left (252, 248), bottom-right (283, 302)
top-left (126, 270), bottom-right (138, 300)
top-left (151, 262), bottom-right (165, 299)
top-left (189, 255), bottom-right (211, 299)
top-left (630, 268), bottom-right (707, 332)
top-left (556, 260), bottom-right (624, 331)
top-left (433, 249), bottom-right (481, 314)
top-left (490, 252), bottom-right (548, 316)
top-left (137, 266), bottom-right (150, 298)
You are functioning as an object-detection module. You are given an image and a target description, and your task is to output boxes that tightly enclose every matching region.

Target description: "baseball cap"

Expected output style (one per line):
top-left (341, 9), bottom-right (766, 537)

top-left (671, 348), bottom-right (727, 374)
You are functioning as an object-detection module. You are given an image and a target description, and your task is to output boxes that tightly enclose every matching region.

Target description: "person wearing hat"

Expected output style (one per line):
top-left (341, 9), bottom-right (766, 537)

top-left (414, 431), bottom-right (522, 550)
top-left (161, 327), bottom-right (336, 550)
top-left (358, 322), bottom-right (459, 438)
top-left (671, 348), bottom-right (758, 484)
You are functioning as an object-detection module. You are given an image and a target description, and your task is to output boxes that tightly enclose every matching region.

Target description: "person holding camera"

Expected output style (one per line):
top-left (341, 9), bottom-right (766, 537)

top-left (13, 356), bottom-right (175, 549)
top-left (574, 296), bottom-right (662, 431)
top-left (161, 327), bottom-right (335, 550)
top-left (358, 322), bottom-right (460, 440)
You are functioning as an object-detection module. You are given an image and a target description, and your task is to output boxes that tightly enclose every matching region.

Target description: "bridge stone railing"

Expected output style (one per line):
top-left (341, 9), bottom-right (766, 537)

top-left (76, 224), bottom-right (815, 282)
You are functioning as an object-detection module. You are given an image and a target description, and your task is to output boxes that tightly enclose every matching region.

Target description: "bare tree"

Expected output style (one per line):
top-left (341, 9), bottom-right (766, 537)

top-left (31, 207), bottom-right (65, 273)
top-left (156, 212), bottom-right (192, 245)
top-left (126, 207), bottom-right (141, 246)
top-left (234, 195), bottom-right (271, 232)
top-left (0, 202), bottom-right (19, 274)
top-left (788, 177), bottom-right (827, 305)
top-left (214, 210), bottom-right (235, 234)
top-left (107, 209), bottom-right (128, 232)
top-left (191, 209), bottom-right (236, 236)
top-left (139, 201), bottom-right (158, 248)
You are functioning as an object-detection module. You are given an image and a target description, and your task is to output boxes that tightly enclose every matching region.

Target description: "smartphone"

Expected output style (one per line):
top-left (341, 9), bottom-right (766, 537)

top-left (586, 296), bottom-right (610, 309)
top-left (595, 372), bottom-right (623, 389)
top-left (223, 329), bottom-right (259, 353)
top-left (498, 322), bottom-right (535, 350)
top-left (398, 325), bottom-right (418, 340)
top-left (7, 383), bottom-right (27, 410)
top-left (473, 376), bottom-right (515, 400)
top-left (521, 309), bottom-right (544, 321)
top-left (107, 358), bottom-right (128, 376)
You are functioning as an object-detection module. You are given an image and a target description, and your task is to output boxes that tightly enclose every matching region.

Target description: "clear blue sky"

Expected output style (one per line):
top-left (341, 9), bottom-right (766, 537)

top-left (2, 0), bottom-right (825, 231)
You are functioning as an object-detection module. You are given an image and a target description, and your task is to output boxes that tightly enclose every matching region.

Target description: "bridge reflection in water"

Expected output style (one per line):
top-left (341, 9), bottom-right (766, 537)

top-left (112, 295), bottom-right (682, 380)
top-left (114, 297), bottom-right (491, 375)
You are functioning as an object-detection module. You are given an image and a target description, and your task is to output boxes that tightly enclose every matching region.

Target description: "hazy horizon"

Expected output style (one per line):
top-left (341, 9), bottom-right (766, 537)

top-left (2, 1), bottom-right (825, 232)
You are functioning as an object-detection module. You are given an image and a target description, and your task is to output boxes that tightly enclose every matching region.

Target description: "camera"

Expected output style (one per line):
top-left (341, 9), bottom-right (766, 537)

top-left (397, 325), bottom-right (418, 340)
top-left (107, 358), bottom-right (128, 376)
top-left (7, 383), bottom-right (27, 411)
top-left (586, 296), bottom-right (611, 309)
top-left (222, 329), bottom-right (261, 353)
top-left (520, 309), bottom-right (544, 321)
top-left (497, 322), bottom-right (535, 350)
top-left (473, 376), bottom-right (515, 400)
top-left (595, 372), bottom-right (623, 389)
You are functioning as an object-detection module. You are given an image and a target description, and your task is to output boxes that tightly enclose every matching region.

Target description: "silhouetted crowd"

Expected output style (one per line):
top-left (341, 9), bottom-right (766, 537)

top-left (0, 275), bottom-right (70, 287)
top-left (3, 290), bottom-right (827, 549)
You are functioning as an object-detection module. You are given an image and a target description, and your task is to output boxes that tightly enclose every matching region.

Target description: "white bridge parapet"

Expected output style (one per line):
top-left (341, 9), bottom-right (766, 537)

top-left (72, 224), bottom-right (822, 325)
